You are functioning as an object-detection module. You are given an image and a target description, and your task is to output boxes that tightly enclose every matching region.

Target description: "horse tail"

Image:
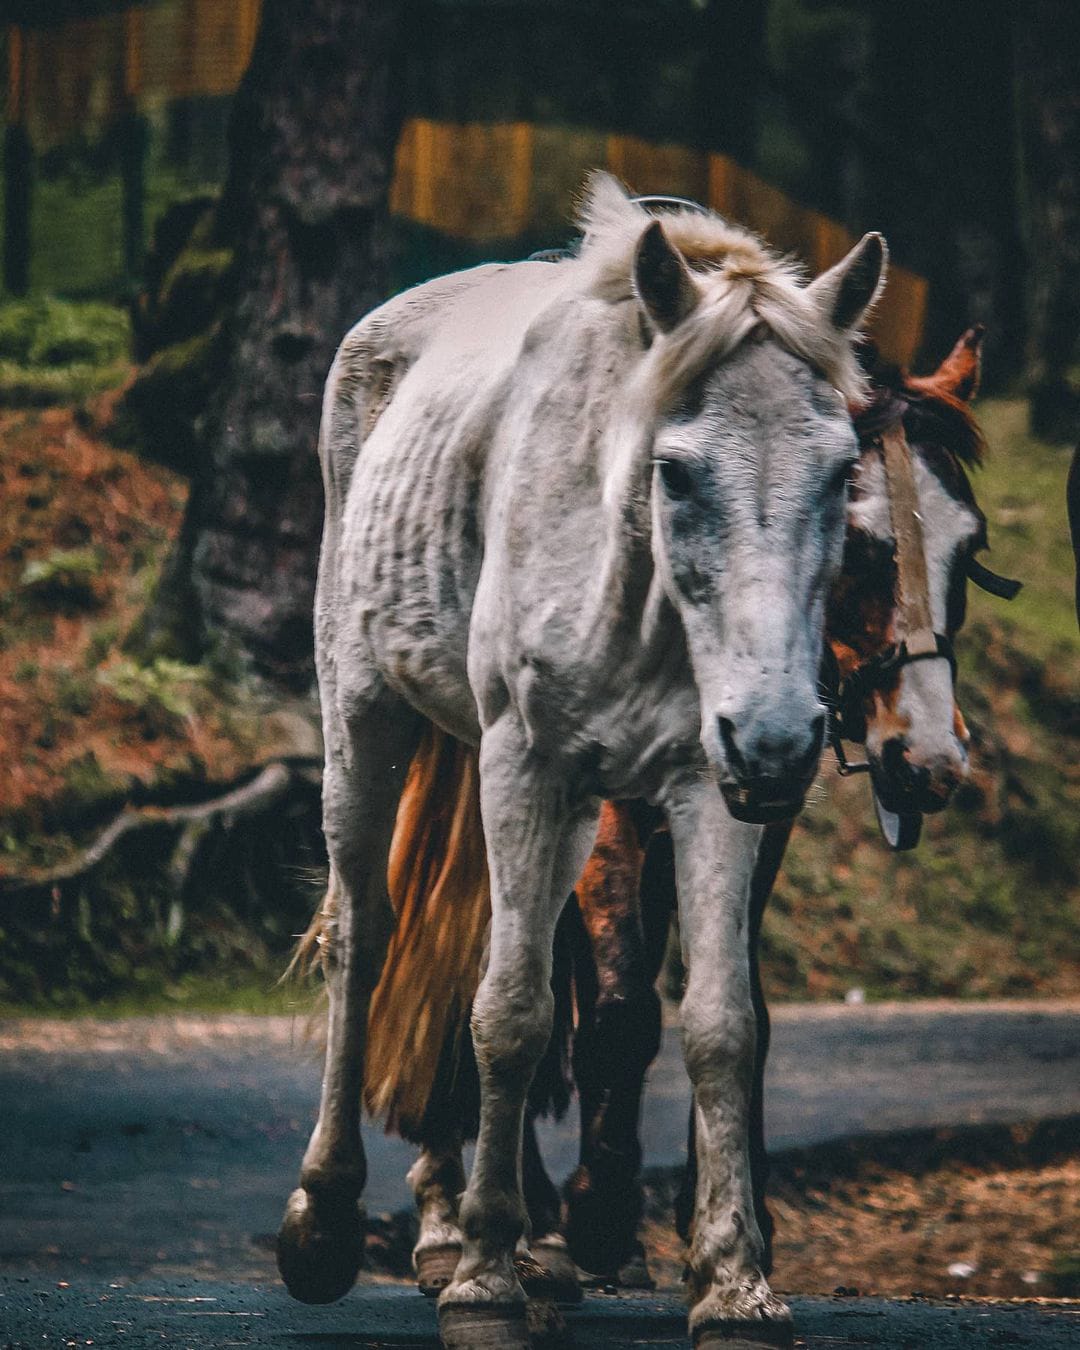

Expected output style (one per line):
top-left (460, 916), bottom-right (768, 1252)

top-left (284, 870), bottom-right (338, 985)
top-left (364, 723), bottom-right (491, 1138)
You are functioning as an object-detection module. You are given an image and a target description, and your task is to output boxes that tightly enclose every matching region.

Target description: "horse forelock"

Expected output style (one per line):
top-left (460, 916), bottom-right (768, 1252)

top-left (574, 171), bottom-right (869, 406)
top-left (853, 358), bottom-right (986, 473)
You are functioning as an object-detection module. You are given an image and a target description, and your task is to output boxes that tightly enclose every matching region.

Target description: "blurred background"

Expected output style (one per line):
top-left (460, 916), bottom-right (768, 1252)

top-left (0, 0), bottom-right (1078, 1318)
top-left (1, 0), bottom-right (1076, 1011)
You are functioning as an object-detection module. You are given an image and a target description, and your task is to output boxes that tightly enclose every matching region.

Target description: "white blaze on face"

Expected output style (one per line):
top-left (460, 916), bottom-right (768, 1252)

top-left (847, 448), bottom-right (979, 786)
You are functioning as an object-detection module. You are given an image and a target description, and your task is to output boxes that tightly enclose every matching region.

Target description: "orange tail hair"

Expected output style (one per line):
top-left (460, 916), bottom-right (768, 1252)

top-left (364, 723), bottom-right (491, 1136)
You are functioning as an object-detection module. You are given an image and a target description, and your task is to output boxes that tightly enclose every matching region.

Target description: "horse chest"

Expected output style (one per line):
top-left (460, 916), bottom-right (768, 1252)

top-left (509, 634), bottom-right (704, 799)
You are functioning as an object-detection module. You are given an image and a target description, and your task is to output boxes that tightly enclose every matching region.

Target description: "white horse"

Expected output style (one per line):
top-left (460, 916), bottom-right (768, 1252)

top-left (277, 175), bottom-right (885, 1349)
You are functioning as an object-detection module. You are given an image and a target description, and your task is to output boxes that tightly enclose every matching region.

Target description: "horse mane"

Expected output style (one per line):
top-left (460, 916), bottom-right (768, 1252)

top-left (852, 342), bottom-right (986, 471)
top-left (573, 172), bottom-right (871, 406)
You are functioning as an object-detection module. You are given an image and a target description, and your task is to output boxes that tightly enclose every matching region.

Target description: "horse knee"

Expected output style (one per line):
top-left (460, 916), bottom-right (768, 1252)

top-left (681, 993), bottom-right (756, 1092)
top-left (471, 982), bottom-right (553, 1082)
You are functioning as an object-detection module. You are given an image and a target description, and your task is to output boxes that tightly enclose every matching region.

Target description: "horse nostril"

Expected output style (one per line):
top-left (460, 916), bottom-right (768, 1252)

top-left (881, 738), bottom-right (908, 780)
top-left (903, 759), bottom-right (931, 796)
top-left (717, 717), bottom-right (747, 779)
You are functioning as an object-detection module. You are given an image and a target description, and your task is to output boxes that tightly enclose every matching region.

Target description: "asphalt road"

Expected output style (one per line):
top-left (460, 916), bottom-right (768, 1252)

top-left (3, 1278), bottom-right (1080, 1349)
top-left (1, 1001), bottom-right (1078, 1346)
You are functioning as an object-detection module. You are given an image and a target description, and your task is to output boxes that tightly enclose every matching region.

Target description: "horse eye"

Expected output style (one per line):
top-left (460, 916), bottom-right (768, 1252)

top-left (657, 458), bottom-right (694, 499)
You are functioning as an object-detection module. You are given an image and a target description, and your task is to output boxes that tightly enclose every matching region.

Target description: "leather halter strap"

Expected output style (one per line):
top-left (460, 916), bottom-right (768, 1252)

top-left (880, 422), bottom-right (938, 658)
top-left (967, 556), bottom-right (1022, 600)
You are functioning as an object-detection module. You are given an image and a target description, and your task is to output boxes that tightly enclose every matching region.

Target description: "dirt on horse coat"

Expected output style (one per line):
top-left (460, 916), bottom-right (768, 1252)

top-left (278, 174), bottom-right (886, 1348)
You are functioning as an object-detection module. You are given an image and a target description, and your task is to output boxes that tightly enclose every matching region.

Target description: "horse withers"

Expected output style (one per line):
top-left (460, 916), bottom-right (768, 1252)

top-left (277, 175), bottom-right (885, 1350)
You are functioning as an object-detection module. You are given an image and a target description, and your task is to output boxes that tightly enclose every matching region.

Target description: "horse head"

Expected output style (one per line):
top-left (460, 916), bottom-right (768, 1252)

top-left (830, 327), bottom-right (998, 815)
top-left (610, 196), bottom-right (885, 822)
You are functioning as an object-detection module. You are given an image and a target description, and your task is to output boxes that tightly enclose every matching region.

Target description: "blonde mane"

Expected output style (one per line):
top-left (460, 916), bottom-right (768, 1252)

top-left (574, 172), bottom-right (871, 407)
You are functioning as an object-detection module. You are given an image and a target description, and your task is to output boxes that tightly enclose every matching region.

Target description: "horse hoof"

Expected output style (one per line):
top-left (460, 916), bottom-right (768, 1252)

top-left (530, 1237), bottom-right (584, 1304)
top-left (615, 1241), bottom-right (655, 1290)
top-left (692, 1319), bottom-right (795, 1350)
top-left (416, 1243), bottom-right (461, 1298)
top-left (276, 1186), bottom-right (364, 1304)
top-left (438, 1301), bottom-right (530, 1349)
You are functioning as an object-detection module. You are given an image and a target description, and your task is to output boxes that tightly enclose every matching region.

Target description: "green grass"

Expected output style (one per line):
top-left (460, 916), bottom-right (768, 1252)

top-left (0, 297), bottom-right (132, 405)
top-left (969, 398), bottom-right (1079, 661)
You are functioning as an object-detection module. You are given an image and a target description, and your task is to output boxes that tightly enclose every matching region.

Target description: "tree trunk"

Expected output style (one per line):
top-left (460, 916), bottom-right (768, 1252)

top-left (145, 0), bottom-right (406, 687)
top-left (1018, 1), bottom-right (1080, 439)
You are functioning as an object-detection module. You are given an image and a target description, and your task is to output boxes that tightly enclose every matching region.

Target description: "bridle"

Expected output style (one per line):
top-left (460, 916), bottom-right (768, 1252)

top-left (823, 412), bottom-right (1021, 783)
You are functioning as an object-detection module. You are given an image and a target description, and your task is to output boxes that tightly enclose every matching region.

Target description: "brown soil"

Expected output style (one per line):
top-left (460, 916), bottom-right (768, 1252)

top-left (0, 400), bottom-right (263, 863)
top-left (643, 1121), bottom-right (1080, 1302)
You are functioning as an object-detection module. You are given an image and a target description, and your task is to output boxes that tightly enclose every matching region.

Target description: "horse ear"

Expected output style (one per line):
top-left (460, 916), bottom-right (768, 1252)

top-left (634, 220), bottom-right (699, 332)
top-left (808, 232), bottom-right (888, 333)
top-left (917, 325), bottom-right (985, 402)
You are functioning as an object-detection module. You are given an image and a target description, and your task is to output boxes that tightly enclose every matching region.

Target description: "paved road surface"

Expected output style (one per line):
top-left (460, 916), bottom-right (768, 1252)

top-left (3, 1277), bottom-right (1079, 1349)
top-left (1, 1002), bottom-right (1078, 1345)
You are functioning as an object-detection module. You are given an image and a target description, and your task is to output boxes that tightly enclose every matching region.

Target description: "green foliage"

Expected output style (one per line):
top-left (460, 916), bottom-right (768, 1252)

top-left (96, 656), bottom-right (208, 726)
top-left (54, 666), bottom-right (95, 717)
top-left (21, 546), bottom-right (100, 590)
top-left (20, 547), bottom-right (102, 608)
top-left (0, 297), bottom-right (131, 405)
top-left (84, 619), bottom-right (120, 668)
top-left (0, 297), bottom-right (129, 368)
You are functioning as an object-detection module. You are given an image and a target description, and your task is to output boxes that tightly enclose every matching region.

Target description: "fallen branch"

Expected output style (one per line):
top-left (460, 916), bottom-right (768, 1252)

top-left (0, 761), bottom-right (296, 893)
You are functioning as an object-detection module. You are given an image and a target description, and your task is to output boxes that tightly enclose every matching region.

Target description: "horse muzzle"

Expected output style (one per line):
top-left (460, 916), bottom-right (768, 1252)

top-left (871, 737), bottom-right (967, 815)
top-left (713, 706), bottom-right (824, 824)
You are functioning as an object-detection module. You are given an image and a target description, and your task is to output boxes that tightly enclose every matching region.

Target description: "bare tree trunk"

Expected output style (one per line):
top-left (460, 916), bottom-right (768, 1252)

top-left (1018, 1), bottom-right (1080, 439)
top-left (144, 0), bottom-right (406, 687)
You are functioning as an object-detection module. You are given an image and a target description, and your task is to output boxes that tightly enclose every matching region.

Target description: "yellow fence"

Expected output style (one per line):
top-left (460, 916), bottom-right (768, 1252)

top-left (6, 5), bottom-right (925, 362)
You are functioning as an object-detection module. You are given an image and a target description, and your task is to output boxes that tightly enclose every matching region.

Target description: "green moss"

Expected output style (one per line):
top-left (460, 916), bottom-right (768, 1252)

top-left (0, 297), bottom-right (131, 405)
top-left (112, 323), bottom-right (222, 474)
top-left (0, 297), bottom-right (129, 367)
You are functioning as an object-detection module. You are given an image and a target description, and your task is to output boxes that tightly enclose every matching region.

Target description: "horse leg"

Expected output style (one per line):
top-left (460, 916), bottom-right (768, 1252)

top-left (746, 819), bottom-right (794, 1271)
top-left (409, 1140), bottom-right (467, 1297)
top-left (666, 781), bottom-right (791, 1349)
top-left (676, 819), bottom-right (794, 1271)
top-left (522, 1111), bottom-right (582, 1300)
top-left (565, 799), bottom-right (663, 1284)
top-left (438, 712), bottom-right (599, 1348)
top-left (277, 694), bottom-right (421, 1304)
